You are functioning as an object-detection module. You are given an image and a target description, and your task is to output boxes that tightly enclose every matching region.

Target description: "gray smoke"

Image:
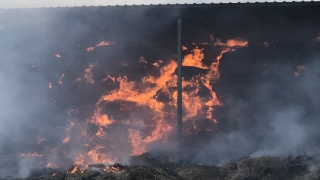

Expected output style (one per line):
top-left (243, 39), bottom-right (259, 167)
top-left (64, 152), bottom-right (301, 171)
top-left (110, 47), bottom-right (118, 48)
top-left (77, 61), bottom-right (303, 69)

top-left (1, 5), bottom-right (320, 178)
top-left (192, 59), bottom-right (320, 165)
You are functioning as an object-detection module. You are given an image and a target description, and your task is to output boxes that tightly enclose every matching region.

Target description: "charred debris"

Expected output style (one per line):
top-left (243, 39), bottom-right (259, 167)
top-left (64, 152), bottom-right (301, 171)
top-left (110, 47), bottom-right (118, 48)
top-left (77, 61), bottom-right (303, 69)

top-left (2, 151), bottom-right (320, 180)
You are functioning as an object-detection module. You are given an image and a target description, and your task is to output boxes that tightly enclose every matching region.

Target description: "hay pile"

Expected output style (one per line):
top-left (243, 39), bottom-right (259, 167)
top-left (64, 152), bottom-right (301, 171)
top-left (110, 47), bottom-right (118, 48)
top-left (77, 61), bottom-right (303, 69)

top-left (3, 153), bottom-right (320, 180)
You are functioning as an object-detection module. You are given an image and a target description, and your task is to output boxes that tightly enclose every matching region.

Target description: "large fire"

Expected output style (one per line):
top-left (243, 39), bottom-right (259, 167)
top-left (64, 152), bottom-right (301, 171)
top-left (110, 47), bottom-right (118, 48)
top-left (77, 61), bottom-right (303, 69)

top-left (24, 36), bottom-right (248, 168)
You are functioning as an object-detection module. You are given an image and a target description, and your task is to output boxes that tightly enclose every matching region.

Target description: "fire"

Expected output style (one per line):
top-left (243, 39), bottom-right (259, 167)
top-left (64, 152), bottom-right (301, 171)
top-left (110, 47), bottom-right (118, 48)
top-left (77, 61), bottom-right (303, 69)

top-left (101, 74), bottom-right (116, 83)
top-left (86, 41), bottom-right (115, 51)
top-left (68, 109), bottom-right (73, 115)
top-left (75, 64), bottom-right (95, 84)
top-left (20, 151), bottom-right (43, 157)
top-left (103, 164), bottom-right (121, 172)
top-left (128, 128), bottom-right (146, 155)
top-left (74, 153), bottom-right (85, 165)
top-left (62, 137), bottom-right (70, 144)
top-left (86, 47), bottom-right (94, 51)
top-left (144, 119), bottom-right (173, 143)
top-left (87, 146), bottom-right (117, 164)
top-left (214, 38), bottom-right (248, 47)
top-left (47, 163), bottom-right (59, 169)
top-left (58, 73), bottom-right (65, 85)
top-left (36, 135), bottom-right (46, 144)
top-left (294, 65), bottom-right (305, 77)
top-left (91, 114), bottom-right (114, 127)
top-left (192, 42), bottom-right (209, 45)
top-left (24, 35), bottom-right (248, 168)
top-left (139, 56), bottom-right (147, 63)
top-left (182, 47), bottom-right (207, 69)
top-left (96, 41), bottom-right (115, 47)
top-left (95, 127), bottom-right (107, 139)
top-left (54, 54), bottom-right (61, 58)
top-left (67, 165), bottom-right (85, 174)
top-left (84, 64), bottom-right (94, 84)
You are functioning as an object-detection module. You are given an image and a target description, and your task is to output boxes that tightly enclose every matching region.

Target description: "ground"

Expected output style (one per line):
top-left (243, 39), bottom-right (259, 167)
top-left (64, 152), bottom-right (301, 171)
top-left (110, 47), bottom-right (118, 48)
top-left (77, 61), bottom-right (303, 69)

top-left (3, 153), bottom-right (320, 180)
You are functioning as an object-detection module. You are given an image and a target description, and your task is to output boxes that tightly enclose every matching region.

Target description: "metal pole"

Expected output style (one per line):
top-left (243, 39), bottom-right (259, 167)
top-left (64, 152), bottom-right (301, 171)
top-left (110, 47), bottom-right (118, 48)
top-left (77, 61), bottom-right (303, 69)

top-left (177, 10), bottom-right (182, 140)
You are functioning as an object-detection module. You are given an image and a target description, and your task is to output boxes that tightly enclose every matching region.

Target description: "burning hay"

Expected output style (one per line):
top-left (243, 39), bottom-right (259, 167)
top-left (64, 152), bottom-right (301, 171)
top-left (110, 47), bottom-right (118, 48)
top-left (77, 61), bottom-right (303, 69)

top-left (4, 153), bottom-right (320, 180)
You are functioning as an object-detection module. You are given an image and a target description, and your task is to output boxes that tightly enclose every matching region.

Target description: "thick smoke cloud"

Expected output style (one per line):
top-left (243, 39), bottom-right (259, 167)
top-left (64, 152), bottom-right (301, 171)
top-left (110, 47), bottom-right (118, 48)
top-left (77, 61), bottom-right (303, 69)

top-left (0, 7), bottom-right (178, 177)
top-left (1, 4), bottom-right (320, 178)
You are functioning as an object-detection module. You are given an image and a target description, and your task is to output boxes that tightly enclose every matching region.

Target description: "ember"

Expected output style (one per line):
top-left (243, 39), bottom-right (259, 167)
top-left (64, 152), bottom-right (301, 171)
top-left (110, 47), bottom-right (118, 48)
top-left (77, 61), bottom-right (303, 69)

top-left (103, 163), bottom-right (125, 172)
top-left (67, 165), bottom-right (85, 174)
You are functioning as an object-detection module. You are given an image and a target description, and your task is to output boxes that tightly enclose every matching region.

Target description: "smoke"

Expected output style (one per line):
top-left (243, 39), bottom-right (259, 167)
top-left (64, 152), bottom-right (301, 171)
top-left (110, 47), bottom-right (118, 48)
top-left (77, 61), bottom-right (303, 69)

top-left (189, 59), bottom-right (320, 165)
top-left (1, 4), bottom-right (320, 178)
top-left (0, 6), bottom-right (178, 178)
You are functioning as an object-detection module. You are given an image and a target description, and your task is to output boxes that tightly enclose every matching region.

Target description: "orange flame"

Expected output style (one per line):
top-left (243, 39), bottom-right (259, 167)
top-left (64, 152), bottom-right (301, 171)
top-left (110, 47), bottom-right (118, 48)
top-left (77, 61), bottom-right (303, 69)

top-left (214, 38), bottom-right (248, 47)
top-left (128, 128), bottom-right (146, 156)
top-left (294, 65), bottom-right (305, 77)
top-left (36, 135), bottom-right (46, 144)
top-left (67, 165), bottom-right (85, 174)
top-left (182, 47), bottom-right (208, 69)
top-left (95, 127), bottom-right (107, 139)
top-left (58, 74), bottom-right (65, 85)
top-left (86, 47), bottom-right (94, 51)
top-left (55, 36), bottom-right (249, 165)
top-left (20, 151), bottom-right (43, 157)
top-left (47, 163), bottom-right (59, 169)
top-left (96, 41), bottom-right (115, 47)
top-left (62, 137), bottom-right (70, 144)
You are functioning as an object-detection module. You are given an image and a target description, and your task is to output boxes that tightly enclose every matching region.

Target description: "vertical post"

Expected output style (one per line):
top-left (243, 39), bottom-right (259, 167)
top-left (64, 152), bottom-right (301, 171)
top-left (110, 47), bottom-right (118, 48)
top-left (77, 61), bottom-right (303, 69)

top-left (177, 10), bottom-right (182, 140)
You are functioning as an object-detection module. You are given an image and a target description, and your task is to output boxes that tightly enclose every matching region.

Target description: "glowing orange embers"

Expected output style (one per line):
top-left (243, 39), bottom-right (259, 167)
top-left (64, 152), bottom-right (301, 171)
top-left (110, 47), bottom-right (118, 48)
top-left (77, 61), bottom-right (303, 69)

top-left (214, 38), bottom-right (248, 47)
top-left (67, 165), bottom-right (85, 174)
top-left (20, 151), bottom-right (43, 157)
top-left (128, 128), bottom-right (146, 155)
top-left (103, 164), bottom-right (123, 172)
top-left (182, 47), bottom-right (207, 69)
top-left (96, 41), bottom-right (115, 47)
top-left (294, 65), bottom-right (305, 77)
top-left (86, 47), bottom-right (94, 51)
top-left (58, 74), bottom-right (65, 85)
top-left (86, 41), bottom-right (115, 51)
top-left (36, 135), bottom-right (46, 144)
top-left (74, 64), bottom-right (95, 84)
top-left (47, 163), bottom-right (59, 169)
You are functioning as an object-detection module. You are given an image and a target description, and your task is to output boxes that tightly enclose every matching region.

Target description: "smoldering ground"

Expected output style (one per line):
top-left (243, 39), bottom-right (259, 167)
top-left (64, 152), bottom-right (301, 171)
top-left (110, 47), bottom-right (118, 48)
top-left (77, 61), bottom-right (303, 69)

top-left (1, 4), bottom-right (320, 178)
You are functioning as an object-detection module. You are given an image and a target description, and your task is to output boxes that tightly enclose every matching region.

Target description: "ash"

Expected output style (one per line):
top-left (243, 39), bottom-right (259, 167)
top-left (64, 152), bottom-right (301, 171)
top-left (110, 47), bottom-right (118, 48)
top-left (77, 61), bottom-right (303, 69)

top-left (3, 152), bottom-right (320, 180)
